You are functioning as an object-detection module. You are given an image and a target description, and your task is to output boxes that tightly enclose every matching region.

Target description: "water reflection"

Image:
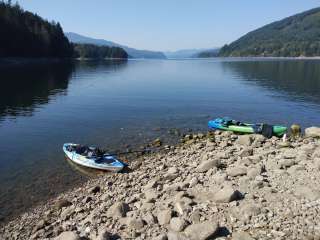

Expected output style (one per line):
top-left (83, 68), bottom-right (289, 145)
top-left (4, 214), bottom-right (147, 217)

top-left (222, 60), bottom-right (320, 103)
top-left (0, 61), bottom-right (74, 119)
top-left (0, 59), bottom-right (128, 121)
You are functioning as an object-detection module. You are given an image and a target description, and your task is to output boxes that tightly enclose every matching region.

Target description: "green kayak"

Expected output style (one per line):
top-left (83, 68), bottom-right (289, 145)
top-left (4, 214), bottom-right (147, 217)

top-left (208, 118), bottom-right (287, 137)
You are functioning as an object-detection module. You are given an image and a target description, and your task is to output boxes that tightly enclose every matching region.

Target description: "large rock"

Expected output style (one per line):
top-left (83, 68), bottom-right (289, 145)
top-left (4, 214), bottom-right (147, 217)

top-left (236, 135), bottom-right (253, 146)
top-left (312, 148), bottom-right (320, 159)
top-left (239, 147), bottom-right (253, 157)
top-left (91, 227), bottom-right (111, 240)
top-left (174, 200), bottom-right (192, 215)
top-left (238, 203), bottom-right (261, 221)
top-left (155, 234), bottom-right (169, 240)
top-left (232, 231), bottom-right (254, 240)
top-left (305, 127), bottom-right (320, 138)
top-left (184, 221), bottom-right (219, 240)
top-left (142, 212), bottom-right (157, 225)
top-left (55, 231), bottom-right (80, 240)
top-left (54, 199), bottom-right (72, 210)
top-left (106, 202), bottom-right (129, 219)
top-left (213, 186), bottom-right (242, 203)
top-left (247, 166), bottom-right (262, 179)
top-left (128, 217), bottom-right (145, 230)
top-left (144, 189), bottom-right (159, 202)
top-left (170, 217), bottom-right (188, 232)
top-left (167, 231), bottom-right (189, 240)
top-left (294, 186), bottom-right (320, 201)
top-left (278, 159), bottom-right (296, 169)
top-left (168, 167), bottom-right (179, 174)
top-left (196, 159), bottom-right (221, 173)
top-left (226, 166), bottom-right (247, 177)
top-left (157, 209), bottom-right (173, 225)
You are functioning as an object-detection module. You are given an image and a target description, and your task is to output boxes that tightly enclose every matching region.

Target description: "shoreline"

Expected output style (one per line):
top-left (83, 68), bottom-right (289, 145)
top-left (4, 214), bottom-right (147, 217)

top-left (1, 56), bottom-right (320, 66)
top-left (1, 129), bottom-right (320, 239)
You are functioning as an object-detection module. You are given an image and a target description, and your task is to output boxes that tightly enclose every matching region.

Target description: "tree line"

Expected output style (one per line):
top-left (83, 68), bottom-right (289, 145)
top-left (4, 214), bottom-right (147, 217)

top-left (0, 1), bottom-right (128, 59)
top-left (219, 7), bottom-right (320, 57)
top-left (73, 44), bottom-right (128, 59)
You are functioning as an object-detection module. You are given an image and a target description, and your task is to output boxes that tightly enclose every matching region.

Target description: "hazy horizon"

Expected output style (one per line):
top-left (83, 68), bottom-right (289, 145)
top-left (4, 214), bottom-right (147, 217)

top-left (16, 0), bottom-right (320, 51)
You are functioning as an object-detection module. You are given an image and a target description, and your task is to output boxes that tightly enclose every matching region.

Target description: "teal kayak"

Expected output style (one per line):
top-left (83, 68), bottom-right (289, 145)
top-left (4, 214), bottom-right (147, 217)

top-left (208, 117), bottom-right (287, 137)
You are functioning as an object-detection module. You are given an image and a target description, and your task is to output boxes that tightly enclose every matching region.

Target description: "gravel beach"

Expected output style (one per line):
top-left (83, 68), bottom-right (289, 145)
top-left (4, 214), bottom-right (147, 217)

top-left (2, 127), bottom-right (320, 240)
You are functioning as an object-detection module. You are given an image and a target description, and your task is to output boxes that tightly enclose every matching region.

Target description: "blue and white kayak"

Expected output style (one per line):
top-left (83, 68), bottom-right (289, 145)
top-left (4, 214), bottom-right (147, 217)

top-left (63, 143), bottom-right (125, 172)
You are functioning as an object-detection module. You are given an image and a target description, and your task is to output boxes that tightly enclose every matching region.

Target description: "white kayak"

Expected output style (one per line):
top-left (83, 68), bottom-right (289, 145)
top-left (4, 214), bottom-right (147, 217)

top-left (63, 143), bottom-right (125, 172)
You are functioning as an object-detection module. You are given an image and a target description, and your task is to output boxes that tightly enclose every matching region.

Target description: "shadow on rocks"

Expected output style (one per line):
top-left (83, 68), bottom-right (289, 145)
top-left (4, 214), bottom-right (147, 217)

top-left (215, 226), bottom-right (231, 238)
top-left (80, 233), bottom-right (121, 240)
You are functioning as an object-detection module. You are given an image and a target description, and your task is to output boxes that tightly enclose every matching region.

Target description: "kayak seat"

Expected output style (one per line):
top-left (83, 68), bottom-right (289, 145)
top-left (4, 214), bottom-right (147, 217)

top-left (95, 156), bottom-right (116, 164)
top-left (221, 118), bottom-right (246, 127)
top-left (252, 124), bottom-right (274, 138)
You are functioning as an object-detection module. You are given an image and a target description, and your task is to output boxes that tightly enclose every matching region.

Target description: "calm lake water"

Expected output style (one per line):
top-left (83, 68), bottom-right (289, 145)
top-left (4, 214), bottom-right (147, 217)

top-left (1, 58), bottom-right (320, 222)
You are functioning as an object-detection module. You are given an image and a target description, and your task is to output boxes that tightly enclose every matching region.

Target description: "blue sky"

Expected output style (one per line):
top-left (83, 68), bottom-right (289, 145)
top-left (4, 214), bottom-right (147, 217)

top-left (17, 0), bottom-right (320, 51)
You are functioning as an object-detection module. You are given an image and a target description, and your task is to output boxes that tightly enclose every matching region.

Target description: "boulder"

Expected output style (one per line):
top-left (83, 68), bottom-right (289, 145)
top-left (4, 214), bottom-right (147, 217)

top-left (33, 219), bottom-right (47, 232)
top-left (157, 209), bottom-right (173, 225)
top-left (239, 203), bottom-right (261, 221)
top-left (174, 201), bottom-right (192, 216)
top-left (91, 228), bottom-right (111, 240)
top-left (236, 135), bottom-right (253, 146)
top-left (106, 202), bottom-right (129, 219)
top-left (196, 159), bottom-right (221, 173)
top-left (190, 211), bottom-right (201, 224)
top-left (168, 167), bottom-right (178, 174)
top-left (167, 231), bottom-right (189, 240)
top-left (232, 231), bottom-right (254, 240)
top-left (60, 206), bottom-right (75, 220)
top-left (128, 217), bottom-right (145, 230)
top-left (294, 186), bottom-right (320, 201)
top-left (55, 231), bottom-right (80, 240)
top-left (313, 149), bottom-right (320, 159)
top-left (189, 177), bottom-right (199, 187)
top-left (282, 149), bottom-right (297, 159)
top-left (155, 234), bottom-right (169, 240)
top-left (213, 186), bottom-right (242, 203)
top-left (144, 189), bottom-right (159, 202)
top-left (144, 179), bottom-right (159, 190)
top-left (305, 127), bottom-right (320, 138)
top-left (247, 166), bottom-right (262, 179)
top-left (184, 221), bottom-right (219, 240)
top-left (170, 217), bottom-right (188, 232)
top-left (142, 212), bottom-right (157, 225)
top-left (54, 199), bottom-right (72, 210)
top-left (239, 147), bottom-right (253, 157)
top-left (278, 159), bottom-right (296, 169)
top-left (226, 166), bottom-right (247, 177)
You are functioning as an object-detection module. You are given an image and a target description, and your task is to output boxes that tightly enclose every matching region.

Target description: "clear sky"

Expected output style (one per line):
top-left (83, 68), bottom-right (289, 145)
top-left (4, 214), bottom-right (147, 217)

top-left (17, 0), bottom-right (320, 51)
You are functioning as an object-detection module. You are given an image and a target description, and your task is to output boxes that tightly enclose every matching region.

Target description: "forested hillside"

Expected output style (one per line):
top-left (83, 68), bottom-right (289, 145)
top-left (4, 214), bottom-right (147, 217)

top-left (66, 32), bottom-right (166, 59)
top-left (73, 44), bottom-right (128, 59)
top-left (219, 7), bottom-right (320, 57)
top-left (0, 1), bottom-right (73, 58)
top-left (196, 48), bottom-right (220, 58)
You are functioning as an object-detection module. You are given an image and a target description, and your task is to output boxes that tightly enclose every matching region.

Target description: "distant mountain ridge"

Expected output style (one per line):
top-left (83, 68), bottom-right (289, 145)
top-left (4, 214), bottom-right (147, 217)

top-left (66, 32), bottom-right (166, 59)
top-left (194, 48), bottom-right (220, 58)
top-left (219, 7), bottom-right (320, 57)
top-left (164, 48), bottom-right (219, 58)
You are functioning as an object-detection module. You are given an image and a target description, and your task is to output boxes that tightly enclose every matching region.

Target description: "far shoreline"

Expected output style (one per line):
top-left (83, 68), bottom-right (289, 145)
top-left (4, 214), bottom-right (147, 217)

top-left (2, 56), bottom-right (320, 65)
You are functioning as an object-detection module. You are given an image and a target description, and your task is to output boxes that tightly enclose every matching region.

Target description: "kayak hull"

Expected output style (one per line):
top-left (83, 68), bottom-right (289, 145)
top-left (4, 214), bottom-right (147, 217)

top-left (208, 118), bottom-right (287, 137)
top-left (63, 143), bottom-right (125, 172)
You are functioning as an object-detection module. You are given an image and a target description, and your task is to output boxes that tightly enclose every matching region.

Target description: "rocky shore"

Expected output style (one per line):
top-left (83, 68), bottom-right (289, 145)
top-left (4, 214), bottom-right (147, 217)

top-left (1, 127), bottom-right (320, 240)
